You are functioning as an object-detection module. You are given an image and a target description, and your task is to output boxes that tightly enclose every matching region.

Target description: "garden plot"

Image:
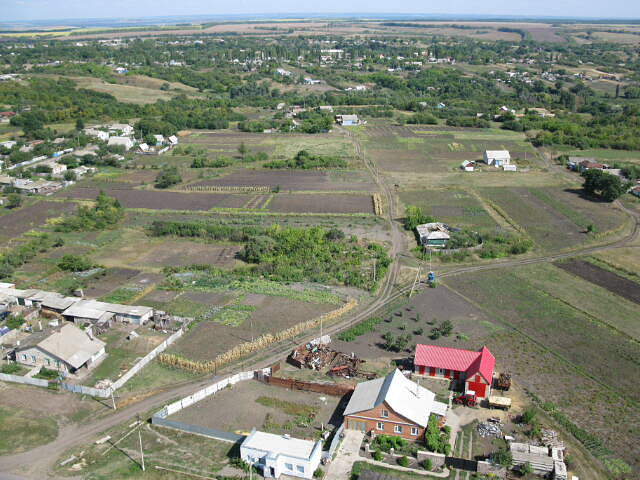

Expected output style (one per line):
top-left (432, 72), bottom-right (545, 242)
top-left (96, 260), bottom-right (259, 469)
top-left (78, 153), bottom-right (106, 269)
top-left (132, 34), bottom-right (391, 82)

top-left (168, 293), bottom-right (337, 362)
top-left (58, 186), bottom-right (251, 211)
top-left (82, 267), bottom-right (141, 298)
top-left (0, 201), bottom-right (77, 241)
top-left (189, 169), bottom-right (377, 192)
top-left (398, 189), bottom-right (498, 231)
top-left (168, 379), bottom-right (344, 440)
top-left (332, 285), bottom-right (495, 361)
top-left (268, 193), bottom-right (374, 214)
top-left (478, 187), bottom-right (620, 250)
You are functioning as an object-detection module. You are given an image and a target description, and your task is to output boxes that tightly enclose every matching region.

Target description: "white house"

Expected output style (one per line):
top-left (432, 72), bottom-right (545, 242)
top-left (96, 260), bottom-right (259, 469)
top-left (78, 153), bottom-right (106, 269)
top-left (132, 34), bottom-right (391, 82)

top-left (153, 134), bottom-right (165, 146)
top-left (483, 150), bottom-right (511, 167)
top-left (108, 123), bottom-right (134, 136)
top-left (107, 136), bottom-right (134, 151)
top-left (461, 160), bottom-right (476, 172)
top-left (83, 128), bottom-right (109, 142)
top-left (335, 114), bottom-right (360, 126)
top-left (240, 430), bottom-right (322, 479)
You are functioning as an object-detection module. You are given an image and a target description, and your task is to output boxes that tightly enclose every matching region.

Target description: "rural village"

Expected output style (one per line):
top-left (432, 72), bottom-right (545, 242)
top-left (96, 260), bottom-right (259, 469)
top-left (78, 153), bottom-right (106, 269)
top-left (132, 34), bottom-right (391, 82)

top-left (0, 11), bottom-right (639, 480)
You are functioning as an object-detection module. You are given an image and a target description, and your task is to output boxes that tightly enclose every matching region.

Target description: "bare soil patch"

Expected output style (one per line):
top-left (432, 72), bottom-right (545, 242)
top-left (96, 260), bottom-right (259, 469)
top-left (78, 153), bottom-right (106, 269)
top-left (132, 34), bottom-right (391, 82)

top-left (83, 267), bottom-right (141, 298)
top-left (268, 193), bottom-right (374, 214)
top-left (137, 242), bottom-right (242, 269)
top-left (555, 259), bottom-right (640, 304)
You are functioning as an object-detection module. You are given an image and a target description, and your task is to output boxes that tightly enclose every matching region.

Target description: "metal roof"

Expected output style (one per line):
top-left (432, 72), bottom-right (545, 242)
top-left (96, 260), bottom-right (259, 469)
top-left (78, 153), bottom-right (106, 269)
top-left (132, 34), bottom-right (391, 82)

top-left (414, 345), bottom-right (495, 384)
top-left (18, 324), bottom-right (105, 370)
top-left (242, 430), bottom-right (320, 460)
top-left (344, 369), bottom-right (444, 427)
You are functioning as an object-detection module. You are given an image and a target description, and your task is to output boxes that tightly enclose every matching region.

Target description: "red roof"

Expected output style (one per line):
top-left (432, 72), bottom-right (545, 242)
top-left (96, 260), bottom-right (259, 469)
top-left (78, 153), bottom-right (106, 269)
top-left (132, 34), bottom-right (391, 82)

top-left (0, 112), bottom-right (15, 117)
top-left (414, 344), bottom-right (495, 383)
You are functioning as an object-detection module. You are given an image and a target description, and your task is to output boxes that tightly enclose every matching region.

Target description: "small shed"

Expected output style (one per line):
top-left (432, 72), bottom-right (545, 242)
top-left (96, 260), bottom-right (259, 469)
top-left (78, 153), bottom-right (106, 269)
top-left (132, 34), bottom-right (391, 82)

top-left (483, 150), bottom-right (511, 167)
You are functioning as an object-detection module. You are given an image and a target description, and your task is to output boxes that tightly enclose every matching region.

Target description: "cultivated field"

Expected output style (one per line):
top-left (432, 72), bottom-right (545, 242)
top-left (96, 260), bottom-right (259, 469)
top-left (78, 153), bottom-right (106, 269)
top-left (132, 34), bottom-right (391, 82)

top-left (0, 201), bottom-right (76, 241)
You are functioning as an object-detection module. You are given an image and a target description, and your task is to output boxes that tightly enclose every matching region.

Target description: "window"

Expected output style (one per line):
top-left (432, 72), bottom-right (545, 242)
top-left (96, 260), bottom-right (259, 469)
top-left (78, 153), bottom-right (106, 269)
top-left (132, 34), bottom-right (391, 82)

top-left (285, 463), bottom-right (293, 471)
top-left (31, 355), bottom-right (37, 363)
top-left (411, 427), bottom-right (418, 436)
top-left (394, 425), bottom-right (403, 434)
top-left (381, 409), bottom-right (389, 418)
top-left (296, 466), bottom-right (305, 474)
top-left (46, 359), bottom-right (51, 366)
top-left (21, 354), bottom-right (26, 361)
top-left (377, 422), bottom-right (384, 430)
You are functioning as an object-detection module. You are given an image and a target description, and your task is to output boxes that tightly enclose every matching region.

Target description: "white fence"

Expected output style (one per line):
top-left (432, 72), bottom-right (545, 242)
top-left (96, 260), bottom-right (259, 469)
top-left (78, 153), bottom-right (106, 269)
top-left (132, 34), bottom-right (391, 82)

top-left (160, 368), bottom-right (259, 418)
top-left (1, 322), bottom-right (187, 398)
top-left (0, 372), bottom-right (49, 388)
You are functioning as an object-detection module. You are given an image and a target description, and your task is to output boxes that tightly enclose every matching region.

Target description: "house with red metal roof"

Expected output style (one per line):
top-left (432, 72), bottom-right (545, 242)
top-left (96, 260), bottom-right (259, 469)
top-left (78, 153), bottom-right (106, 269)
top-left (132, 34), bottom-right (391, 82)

top-left (414, 345), bottom-right (496, 398)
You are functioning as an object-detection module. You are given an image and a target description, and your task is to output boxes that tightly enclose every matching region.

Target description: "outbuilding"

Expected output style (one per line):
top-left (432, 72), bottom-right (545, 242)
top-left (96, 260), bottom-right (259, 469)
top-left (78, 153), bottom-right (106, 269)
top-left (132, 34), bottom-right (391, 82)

top-left (414, 345), bottom-right (495, 399)
top-left (240, 429), bottom-right (322, 479)
top-left (483, 150), bottom-right (511, 167)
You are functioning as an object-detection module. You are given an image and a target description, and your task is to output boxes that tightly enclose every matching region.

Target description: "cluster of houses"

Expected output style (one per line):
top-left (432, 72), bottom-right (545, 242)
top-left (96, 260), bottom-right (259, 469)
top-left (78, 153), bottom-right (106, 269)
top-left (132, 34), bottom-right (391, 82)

top-left (83, 123), bottom-right (178, 153)
top-left (0, 282), bottom-right (153, 375)
top-left (461, 150), bottom-right (516, 172)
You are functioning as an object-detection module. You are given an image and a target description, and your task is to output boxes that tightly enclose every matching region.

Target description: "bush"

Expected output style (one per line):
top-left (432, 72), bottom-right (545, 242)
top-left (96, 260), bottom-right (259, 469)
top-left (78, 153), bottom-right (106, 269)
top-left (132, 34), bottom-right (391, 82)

top-left (1, 363), bottom-right (21, 374)
top-left (155, 166), bottom-right (182, 188)
top-left (57, 254), bottom-right (93, 272)
top-left (493, 448), bottom-right (512, 467)
top-left (372, 450), bottom-right (384, 461)
top-left (313, 468), bottom-right (325, 478)
top-left (422, 458), bottom-right (433, 470)
top-left (6, 316), bottom-right (25, 330)
top-left (397, 456), bottom-right (410, 467)
top-left (55, 192), bottom-right (123, 232)
top-left (522, 407), bottom-right (537, 424)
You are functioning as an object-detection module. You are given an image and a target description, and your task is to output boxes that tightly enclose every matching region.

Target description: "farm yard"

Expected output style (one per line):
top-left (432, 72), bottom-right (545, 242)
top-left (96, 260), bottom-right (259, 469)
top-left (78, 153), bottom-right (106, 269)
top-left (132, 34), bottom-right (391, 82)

top-left (168, 378), bottom-right (345, 440)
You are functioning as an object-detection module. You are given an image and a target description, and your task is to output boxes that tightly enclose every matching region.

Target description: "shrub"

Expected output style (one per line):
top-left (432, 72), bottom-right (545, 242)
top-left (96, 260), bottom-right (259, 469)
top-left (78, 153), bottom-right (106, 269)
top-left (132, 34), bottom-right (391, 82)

top-left (57, 254), bottom-right (93, 272)
top-left (398, 456), bottom-right (410, 467)
top-left (1, 363), bottom-right (21, 374)
top-left (522, 407), bottom-right (537, 424)
top-left (313, 468), bottom-right (325, 478)
top-left (155, 165), bottom-right (182, 188)
top-left (372, 450), bottom-right (384, 461)
top-left (6, 316), bottom-right (25, 330)
top-left (493, 448), bottom-right (512, 467)
top-left (422, 458), bottom-right (433, 470)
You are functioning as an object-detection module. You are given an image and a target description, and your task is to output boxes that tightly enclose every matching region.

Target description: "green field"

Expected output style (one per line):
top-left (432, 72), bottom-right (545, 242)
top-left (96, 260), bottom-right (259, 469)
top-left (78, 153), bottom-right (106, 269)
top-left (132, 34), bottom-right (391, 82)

top-left (0, 406), bottom-right (58, 455)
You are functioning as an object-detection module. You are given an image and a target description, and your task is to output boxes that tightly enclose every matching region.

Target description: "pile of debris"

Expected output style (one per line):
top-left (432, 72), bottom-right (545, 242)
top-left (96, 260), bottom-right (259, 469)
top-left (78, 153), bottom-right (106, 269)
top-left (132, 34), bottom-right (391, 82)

top-left (494, 372), bottom-right (512, 391)
top-left (328, 352), bottom-right (372, 379)
top-left (289, 343), bottom-right (337, 370)
top-left (477, 419), bottom-right (503, 438)
top-left (541, 428), bottom-right (565, 449)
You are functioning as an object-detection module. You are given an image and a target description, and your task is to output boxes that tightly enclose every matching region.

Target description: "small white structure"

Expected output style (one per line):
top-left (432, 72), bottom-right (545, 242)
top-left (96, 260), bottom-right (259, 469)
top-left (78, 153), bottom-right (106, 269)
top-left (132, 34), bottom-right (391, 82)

top-left (107, 136), bottom-right (134, 151)
top-left (153, 134), bottom-right (165, 146)
top-left (167, 135), bottom-right (179, 146)
top-left (83, 128), bottom-right (109, 142)
top-left (335, 114), bottom-right (360, 126)
top-left (483, 150), bottom-right (511, 167)
top-left (240, 429), bottom-right (322, 479)
top-left (138, 143), bottom-right (150, 153)
top-left (502, 164), bottom-right (517, 172)
top-left (108, 123), bottom-right (134, 136)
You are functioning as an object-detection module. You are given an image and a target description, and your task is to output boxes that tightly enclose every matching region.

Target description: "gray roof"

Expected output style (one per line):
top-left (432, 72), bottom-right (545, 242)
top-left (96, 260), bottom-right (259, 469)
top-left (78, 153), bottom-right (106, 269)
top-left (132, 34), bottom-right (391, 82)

top-left (63, 299), bottom-right (151, 319)
top-left (18, 324), bottom-right (105, 369)
top-left (344, 369), bottom-right (446, 427)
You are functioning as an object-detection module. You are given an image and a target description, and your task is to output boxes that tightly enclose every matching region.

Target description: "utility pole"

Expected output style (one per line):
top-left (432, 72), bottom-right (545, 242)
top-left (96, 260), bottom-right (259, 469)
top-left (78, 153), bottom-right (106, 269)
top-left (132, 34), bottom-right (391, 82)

top-left (137, 415), bottom-right (145, 472)
top-left (373, 258), bottom-right (377, 283)
top-left (110, 388), bottom-right (117, 410)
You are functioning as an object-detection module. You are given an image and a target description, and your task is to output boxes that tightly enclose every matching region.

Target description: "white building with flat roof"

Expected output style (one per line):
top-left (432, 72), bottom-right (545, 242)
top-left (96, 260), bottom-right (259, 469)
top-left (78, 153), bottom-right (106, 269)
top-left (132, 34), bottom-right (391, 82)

top-left (240, 430), bottom-right (322, 479)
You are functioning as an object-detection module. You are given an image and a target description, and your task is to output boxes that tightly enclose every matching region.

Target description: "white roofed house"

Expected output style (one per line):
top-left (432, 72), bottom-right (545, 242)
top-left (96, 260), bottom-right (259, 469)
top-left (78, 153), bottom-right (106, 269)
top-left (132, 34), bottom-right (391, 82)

top-left (152, 134), bottom-right (165, 146)
top-left (108, 123), bottom-right (134, 136)
top-left (14, 323), bottom-right (106, 374)
top-left (483, 150), bottom-right (511, 167)
top-left (240, 429), bottom-right (323, 479)
top-left (167, 135), bottom-right (178, 146)
top-left (343, 369), bottom-right (448, 439)
top-left (83, 128), bottom-right (109, 142)
top-left (62, 299), bottom-right (153, 326)
top-left (107, 136), bottom-right (134, 151)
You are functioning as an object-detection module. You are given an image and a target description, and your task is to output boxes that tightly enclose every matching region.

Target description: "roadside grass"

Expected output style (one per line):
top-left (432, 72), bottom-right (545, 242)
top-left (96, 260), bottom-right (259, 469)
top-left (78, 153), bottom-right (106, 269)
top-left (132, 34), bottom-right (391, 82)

top-left (0, 406), bottom-right (58, 455)
top-left (119, 360), bottom-right (200, 394)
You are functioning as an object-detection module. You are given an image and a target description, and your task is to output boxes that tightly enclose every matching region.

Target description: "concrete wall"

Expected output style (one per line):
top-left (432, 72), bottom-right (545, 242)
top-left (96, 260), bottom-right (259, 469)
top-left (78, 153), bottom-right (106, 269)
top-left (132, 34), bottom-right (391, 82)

top-left (416, 451), bottom-right (446, 468)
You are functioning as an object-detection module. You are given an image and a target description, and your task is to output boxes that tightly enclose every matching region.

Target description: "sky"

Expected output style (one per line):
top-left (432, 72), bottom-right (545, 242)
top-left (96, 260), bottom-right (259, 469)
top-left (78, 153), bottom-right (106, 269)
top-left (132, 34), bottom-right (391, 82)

top-left (3, 0), bottom-right (640, 22)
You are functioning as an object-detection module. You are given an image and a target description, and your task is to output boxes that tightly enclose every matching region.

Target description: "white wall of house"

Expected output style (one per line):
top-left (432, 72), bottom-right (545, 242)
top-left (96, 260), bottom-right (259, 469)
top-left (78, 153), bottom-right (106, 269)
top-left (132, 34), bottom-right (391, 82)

top-left (16, 346), bottom-right (68, 372)
top-left (241, 442), bottom-right (321, 479)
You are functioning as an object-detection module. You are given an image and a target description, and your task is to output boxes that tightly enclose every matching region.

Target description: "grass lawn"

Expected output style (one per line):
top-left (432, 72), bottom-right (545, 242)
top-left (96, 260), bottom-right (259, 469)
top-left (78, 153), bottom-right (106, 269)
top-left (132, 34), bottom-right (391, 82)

top-left (0, 406), bottom-right (58, 455)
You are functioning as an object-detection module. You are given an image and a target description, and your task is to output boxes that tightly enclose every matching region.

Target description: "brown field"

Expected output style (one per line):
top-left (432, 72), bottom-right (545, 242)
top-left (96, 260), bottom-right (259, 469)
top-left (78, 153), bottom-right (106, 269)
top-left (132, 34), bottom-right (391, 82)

top-left (82, 267), bottom-right (141, 298)
top-left (168, 378), bottom-right (344, 439)
top-left (169, 294), bottom-right (336, 361)
top-left (137, 242), bottom-right (242, 269)
top-left (268, 193), bottom-right (374, 214)
top-left (0, 201), bottom-right (76, 241)
top-left (189, 169), bottom-right (377, 192)
top-left (57, 186), bottom-right (249, 211)
top-left (555, 259), bottom-right (640, 304)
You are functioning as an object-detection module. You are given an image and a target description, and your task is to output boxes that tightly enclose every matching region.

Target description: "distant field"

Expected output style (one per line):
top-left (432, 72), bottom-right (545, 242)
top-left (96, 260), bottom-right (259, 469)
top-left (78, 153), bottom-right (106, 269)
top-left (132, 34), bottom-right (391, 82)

top-left (559, 148), bottom-right (640, 163)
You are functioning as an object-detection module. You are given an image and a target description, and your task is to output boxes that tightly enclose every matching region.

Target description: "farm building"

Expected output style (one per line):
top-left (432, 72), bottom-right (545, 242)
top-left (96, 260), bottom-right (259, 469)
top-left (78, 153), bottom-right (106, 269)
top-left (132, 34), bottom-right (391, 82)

top-left (461, 160), bottom-right (477, 172)
top-left (483, 150), bottom-right (511, 167)
top-left (335, 114), bottom-right (360, 126)
top-left (416, 223), bottom-right (450, 248)
top-left (343, 369), bottom-right (448, 439)
top-left (414, 345), bottom-right (495, 399)
top-left (107, 136), bottom-right (134, 151)
top-left (15, 323), bottom-right (106, 373)
top-left (62, 299), bottom-right (153, 325)
top-left (240, 429), bottom-right (322, 479)
top-left (577, 159), bottom-right (606, 172)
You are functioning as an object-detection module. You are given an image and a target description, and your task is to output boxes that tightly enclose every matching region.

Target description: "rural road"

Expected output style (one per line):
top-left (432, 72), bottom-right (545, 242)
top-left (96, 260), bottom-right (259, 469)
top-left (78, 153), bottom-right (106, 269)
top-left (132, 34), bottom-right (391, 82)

top-left (1, 136), bottom-right (638, 479)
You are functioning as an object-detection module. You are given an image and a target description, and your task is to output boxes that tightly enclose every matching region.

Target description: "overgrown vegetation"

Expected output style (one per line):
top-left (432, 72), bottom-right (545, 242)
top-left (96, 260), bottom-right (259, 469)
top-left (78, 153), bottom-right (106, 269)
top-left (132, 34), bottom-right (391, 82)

top-left (0, 233), bottom-right (62, 279)
top-left (264, 150), bottom-right (347, 169)
top-left (55, 192), bottom-right (123, 232)
top-left (424, 415), bottom-right (451, 455)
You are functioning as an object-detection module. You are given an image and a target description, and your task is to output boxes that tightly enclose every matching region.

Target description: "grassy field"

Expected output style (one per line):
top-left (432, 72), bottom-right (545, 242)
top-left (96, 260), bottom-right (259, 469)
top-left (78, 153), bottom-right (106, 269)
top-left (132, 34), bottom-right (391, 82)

top-left (0, 405), bottom-right (58, 455)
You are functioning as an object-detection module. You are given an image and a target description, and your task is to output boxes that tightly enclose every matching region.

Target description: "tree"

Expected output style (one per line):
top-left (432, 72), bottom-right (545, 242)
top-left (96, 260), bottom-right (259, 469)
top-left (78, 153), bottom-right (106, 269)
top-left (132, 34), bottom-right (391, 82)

top-left (582, 169), bottom-right (626, 202)
top-left (75, 118), bottom-right (85, 131)
top-left (521, 407), bottom-right (537, 424)
top-left (63, 170), bottom-right (77, 181)
top-left (238, 142), bottom-right (248, 160)
top-left (6, 193), bottom-right (22, 209)
top-left (57, 254), bottom-right (93, 272)
top-left (155, 166), bottom-right (182, 189)
top-left (404, 205), bottom-right (435, 231)
top-left (493, 448), bottom-right (513, 467)
top-left (144, 133), bottom-right (157, 146)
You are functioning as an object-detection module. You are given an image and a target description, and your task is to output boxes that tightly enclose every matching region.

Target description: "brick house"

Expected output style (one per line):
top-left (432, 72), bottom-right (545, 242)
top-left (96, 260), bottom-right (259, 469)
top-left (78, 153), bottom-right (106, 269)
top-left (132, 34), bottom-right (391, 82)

top-left (414, 345), bottom-right (495, 399)
top-left (343, 369), bottom-right (448, 440)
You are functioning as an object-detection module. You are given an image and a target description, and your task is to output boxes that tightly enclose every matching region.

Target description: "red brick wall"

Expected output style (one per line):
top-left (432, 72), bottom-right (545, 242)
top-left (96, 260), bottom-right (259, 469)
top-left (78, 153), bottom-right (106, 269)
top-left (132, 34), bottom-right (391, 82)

top-left (345, 402), bottom-right (425, 440)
